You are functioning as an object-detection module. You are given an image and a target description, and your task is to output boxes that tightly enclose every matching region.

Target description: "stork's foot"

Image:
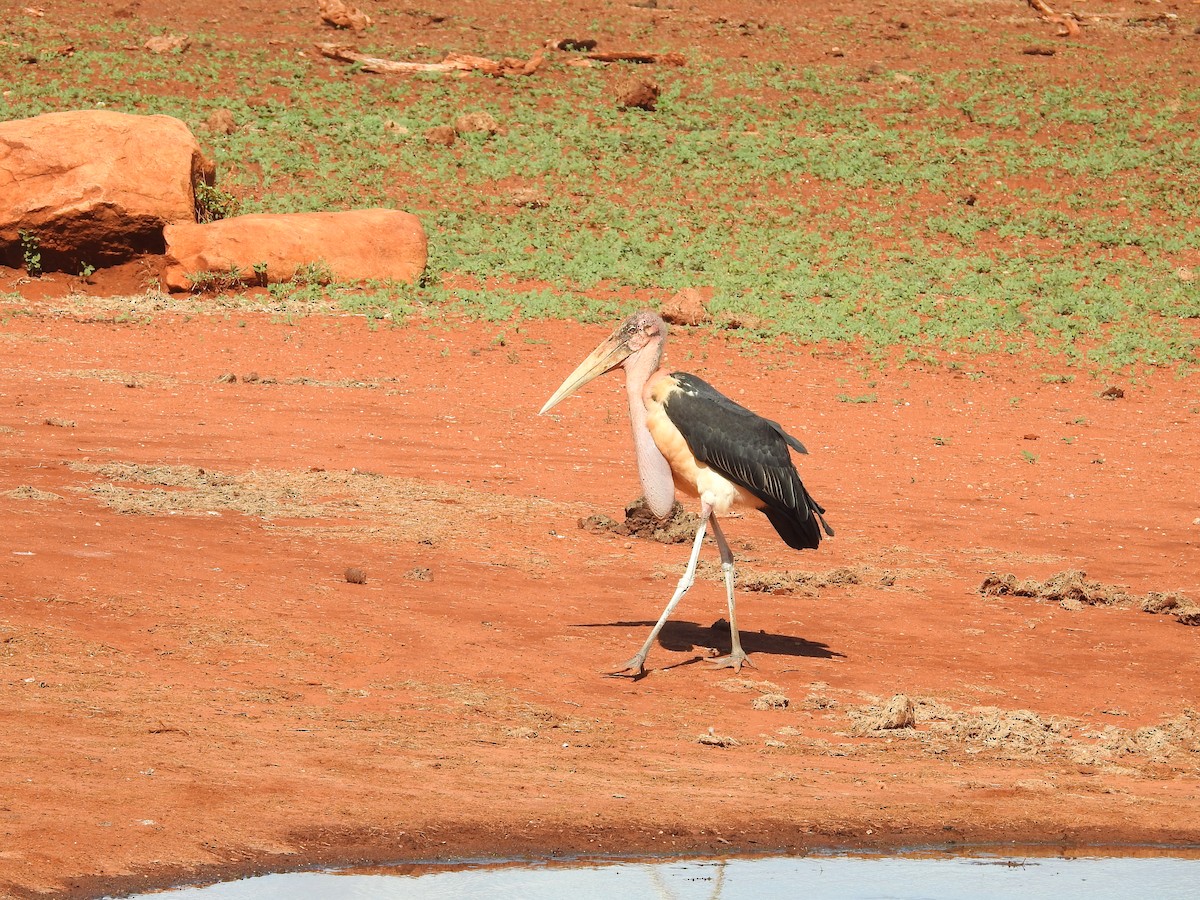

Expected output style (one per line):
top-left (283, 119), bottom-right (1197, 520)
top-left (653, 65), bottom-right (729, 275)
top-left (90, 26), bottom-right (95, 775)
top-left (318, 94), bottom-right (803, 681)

top-left (707, 650), bottom-right (753, 672)
top-left (605, 653), bottom-right (648, 678)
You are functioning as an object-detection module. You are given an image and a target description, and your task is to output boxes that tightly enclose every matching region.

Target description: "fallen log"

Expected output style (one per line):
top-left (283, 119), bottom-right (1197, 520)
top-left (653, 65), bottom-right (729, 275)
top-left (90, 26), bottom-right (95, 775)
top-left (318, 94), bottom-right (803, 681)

top-left (316, 43), bottom-right (544, 76)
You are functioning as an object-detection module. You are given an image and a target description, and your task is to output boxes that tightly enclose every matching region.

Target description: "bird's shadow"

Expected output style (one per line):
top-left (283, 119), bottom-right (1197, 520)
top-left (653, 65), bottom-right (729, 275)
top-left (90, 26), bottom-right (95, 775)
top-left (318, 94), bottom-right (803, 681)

top-left (574, 619), bottom-right (842, 664)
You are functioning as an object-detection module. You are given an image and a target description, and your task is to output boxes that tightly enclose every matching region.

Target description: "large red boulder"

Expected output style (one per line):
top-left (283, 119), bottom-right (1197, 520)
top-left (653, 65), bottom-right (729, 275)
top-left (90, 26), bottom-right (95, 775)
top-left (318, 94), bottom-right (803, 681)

top-left (0, 110), bottom-right (213, 270)
top-left (162, 210), bottom-right (427, 291)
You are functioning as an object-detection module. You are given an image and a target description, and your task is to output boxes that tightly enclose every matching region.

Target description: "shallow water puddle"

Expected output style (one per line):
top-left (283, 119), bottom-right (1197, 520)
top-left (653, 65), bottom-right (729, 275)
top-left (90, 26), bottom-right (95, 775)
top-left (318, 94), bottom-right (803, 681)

top-left (121, 851), bottom-right (1200, 899)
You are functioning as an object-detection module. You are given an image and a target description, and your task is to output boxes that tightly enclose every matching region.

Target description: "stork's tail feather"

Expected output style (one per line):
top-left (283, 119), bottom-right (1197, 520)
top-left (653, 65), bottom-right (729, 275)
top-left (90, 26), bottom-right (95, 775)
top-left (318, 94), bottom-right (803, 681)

top-left (761, 505), bottom-right (821, 550)
top-left (760, 487), bottom-right (833, 551)
top-left (815, 509), bottom-right (835, 538)
top-left (806, 486), bottom-right (835, 538)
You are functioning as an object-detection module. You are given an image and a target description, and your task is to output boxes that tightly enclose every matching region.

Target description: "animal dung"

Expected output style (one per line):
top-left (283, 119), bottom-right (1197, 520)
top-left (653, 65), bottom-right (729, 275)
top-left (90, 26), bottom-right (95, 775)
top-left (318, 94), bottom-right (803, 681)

top-left (752, 693), bottom-right (790, 710)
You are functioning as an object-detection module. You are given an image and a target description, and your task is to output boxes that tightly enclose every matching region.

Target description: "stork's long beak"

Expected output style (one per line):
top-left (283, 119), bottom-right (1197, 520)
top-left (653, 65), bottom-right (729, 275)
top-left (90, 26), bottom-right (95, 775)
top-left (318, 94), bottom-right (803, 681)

top-left (539, 328), bottom-right (634, 415)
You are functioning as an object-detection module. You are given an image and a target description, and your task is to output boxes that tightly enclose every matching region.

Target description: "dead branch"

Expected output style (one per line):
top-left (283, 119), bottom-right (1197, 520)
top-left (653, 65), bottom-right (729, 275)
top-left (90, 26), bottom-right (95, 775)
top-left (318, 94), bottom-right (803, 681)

top-left (585, 50), bottom-right (686, 65)
top-left (315, 43), bottom-right (544, 76)
top-left (1025, 0), bottom-right (1081, 37)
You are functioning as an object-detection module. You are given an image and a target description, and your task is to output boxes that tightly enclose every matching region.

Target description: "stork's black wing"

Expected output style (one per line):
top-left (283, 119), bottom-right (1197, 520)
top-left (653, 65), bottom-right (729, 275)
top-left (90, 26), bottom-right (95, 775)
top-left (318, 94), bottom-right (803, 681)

top-left (663, 372), bottom-right (833, 550)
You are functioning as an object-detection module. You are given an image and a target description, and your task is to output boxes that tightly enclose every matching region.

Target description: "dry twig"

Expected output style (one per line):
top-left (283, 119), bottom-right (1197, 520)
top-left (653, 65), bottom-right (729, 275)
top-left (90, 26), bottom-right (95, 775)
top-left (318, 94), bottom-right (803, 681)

top-left (584, 50), bottom-right (685, 65)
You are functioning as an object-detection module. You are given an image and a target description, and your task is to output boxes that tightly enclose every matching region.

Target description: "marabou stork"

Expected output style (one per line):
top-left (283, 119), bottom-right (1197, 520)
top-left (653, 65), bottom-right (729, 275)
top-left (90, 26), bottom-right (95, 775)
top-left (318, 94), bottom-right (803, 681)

top-left (540, 310), bottom-right (833, 677)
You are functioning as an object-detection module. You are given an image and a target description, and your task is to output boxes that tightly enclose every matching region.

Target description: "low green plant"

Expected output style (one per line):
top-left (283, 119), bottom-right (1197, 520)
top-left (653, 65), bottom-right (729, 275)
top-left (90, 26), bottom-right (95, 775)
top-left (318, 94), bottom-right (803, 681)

top-left (3, 15), bottom-right (1197, 370)
top-left (292, 260), bottom-right (335, 285)
top-left (187, 266), bottom-right (245, 293)
top-left (193, 181), bottom-right (239, 223)
top-left (18, 230), bottom-right (41, 276)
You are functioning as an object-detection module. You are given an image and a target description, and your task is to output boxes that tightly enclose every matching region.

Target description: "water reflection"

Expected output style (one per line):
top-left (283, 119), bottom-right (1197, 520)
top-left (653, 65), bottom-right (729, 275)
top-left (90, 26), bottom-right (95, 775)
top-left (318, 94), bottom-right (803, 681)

top-left (122, 851), bottom-right (1200, 899)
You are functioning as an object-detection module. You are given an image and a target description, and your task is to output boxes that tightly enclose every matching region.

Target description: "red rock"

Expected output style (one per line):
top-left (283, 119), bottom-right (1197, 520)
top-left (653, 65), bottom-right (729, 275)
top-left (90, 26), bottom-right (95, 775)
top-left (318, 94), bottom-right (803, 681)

top-left (425, 125), bottom-right (457, 147)
top-left (319, 0), bottom-right (372, 31)
top-left (161, 209), bottom-right (427, 291)
top-left (661, 287), bottom-right (713, 326)
top-left (143, 34), bottom-right (191, 54)
top-left (0, 110), bottom-right (214, 270)
top-left (617, 79), bottom-right (660, 111)
top-left (454, 111), bottom-right (503, 135)
top-left (204, 108), bottom-right (238, 135)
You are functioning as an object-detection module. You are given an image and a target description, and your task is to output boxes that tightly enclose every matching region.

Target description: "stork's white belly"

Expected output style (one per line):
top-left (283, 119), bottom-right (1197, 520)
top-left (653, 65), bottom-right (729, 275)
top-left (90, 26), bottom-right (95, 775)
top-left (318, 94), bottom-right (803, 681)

top-left (644, 381), bottom-right (759, 517)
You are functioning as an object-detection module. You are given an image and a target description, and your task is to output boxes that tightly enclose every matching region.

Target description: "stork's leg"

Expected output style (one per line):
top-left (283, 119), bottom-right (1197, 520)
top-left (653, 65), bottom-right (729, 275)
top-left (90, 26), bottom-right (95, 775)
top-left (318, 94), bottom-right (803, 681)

top-left (706, 515), bottom-right (751, 672)
top-left (608, 506), bottom-right (711, 677)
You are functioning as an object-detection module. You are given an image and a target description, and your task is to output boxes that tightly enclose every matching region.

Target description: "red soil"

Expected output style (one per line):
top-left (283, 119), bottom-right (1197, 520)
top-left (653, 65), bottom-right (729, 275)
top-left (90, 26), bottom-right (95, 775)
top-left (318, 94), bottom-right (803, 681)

top-left (2, 1), bottom-right (1199, 897)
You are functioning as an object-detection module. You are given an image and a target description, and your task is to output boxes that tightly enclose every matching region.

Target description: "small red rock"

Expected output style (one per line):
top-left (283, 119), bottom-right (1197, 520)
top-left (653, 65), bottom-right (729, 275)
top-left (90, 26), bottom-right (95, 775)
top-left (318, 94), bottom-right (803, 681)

top-left (661, 288), bottom-right (712, 326)
top-left (617, 79), bottom-right (659, 111)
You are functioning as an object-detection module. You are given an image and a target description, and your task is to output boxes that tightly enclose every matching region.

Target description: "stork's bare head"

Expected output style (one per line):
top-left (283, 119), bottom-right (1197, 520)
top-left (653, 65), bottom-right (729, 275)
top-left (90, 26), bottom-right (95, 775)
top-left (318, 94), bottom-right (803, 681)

top-left (539, 311), bottom-right (667, 415)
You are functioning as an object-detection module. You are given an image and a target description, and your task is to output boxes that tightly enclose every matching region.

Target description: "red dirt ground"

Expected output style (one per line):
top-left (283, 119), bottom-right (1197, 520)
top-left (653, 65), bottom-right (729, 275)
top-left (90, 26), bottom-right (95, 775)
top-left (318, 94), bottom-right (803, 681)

top-left (3, 1), bottom-right (1200, 898)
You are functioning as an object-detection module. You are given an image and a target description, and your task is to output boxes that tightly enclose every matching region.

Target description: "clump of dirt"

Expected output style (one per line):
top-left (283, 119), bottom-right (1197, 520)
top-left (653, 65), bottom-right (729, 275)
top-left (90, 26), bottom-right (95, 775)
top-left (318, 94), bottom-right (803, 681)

top-left (4, 486), bottom-right (63, 502)
top-left (719, 677), bottom-right (785, 694)
top-left (68, 460), bottom-right (576, 556)
top-left (940, 707), bottom-right (1075, 759)
top-left (63, 367), bottom-right (167, 387)
top-left (740, 565), bottom-right (894, 594)
top-left (848, 696), bottom-right (1077, 758)
top-left (718, 677), bottom-right (790, 709)
top-left (752, 693), bottom-right (790, 710)
top-left (1143, 591), bottom-right (1200, 626)
top-left (741, 566), bottom-right (857, 593)
top-left (980, 570), bottom-right (1199, 625)
top-left (1092, 709), bottom-right (1200, 764)
top-left (848, 693), bottom-right (916, 735)
top-left (803, 691), bottom-right (839, 711)
top-left (77, 462), bottom-right (322, 518)
top-left (578, 496), bottom-right (699, 543)
top-left (979, 569), bottom-right (1130, 608)
top-left (697, 730), bottom-right (739, 747)
top-left (847, 696), bottom-right (1200, 771)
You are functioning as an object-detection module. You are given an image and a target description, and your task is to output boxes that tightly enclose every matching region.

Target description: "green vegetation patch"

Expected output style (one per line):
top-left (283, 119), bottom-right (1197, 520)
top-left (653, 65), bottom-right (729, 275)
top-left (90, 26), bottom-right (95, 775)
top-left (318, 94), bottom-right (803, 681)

top-left (2, 11), bottom-right (1197, 370)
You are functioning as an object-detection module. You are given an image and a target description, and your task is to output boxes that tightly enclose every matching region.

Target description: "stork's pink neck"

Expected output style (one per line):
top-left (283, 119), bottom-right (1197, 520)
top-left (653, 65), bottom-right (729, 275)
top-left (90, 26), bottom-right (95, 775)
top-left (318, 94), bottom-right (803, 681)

top-left (623, 354), bottom-right (675, 518)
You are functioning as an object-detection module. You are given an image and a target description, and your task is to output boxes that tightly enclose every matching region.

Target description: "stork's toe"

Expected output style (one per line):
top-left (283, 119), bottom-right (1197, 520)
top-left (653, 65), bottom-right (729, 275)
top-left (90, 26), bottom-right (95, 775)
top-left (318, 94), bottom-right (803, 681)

top-left (707, 650), bottom-right (753, 672)
top-left (605, 654), bottom-right (648, 678)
